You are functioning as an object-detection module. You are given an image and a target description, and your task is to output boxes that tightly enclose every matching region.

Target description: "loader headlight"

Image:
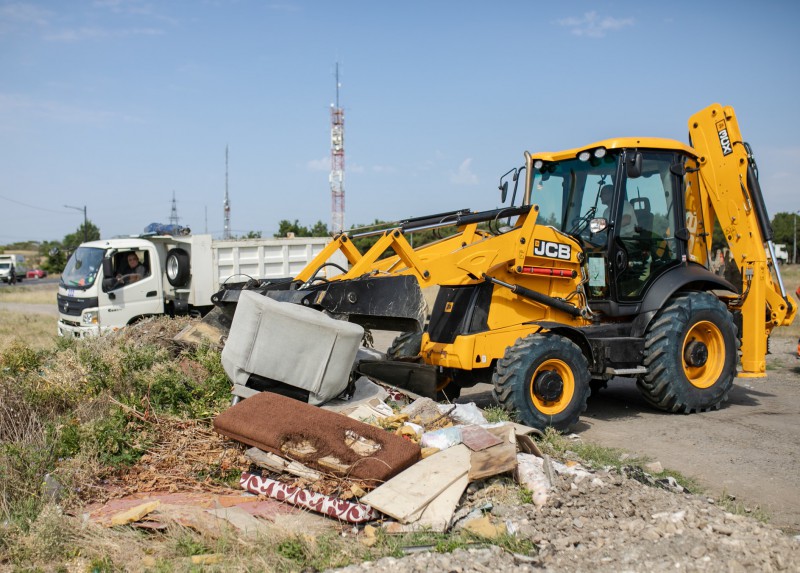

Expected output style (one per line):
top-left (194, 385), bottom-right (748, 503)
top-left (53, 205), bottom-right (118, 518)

top-left (82, 311), bottom-right (98, 325)
top-left (578, 147), bottom-right (608, 162)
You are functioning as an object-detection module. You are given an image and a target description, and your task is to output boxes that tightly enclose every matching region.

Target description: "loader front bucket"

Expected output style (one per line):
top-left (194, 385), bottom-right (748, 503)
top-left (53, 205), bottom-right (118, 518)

top-left (211, 274), bottom-right (427, 333)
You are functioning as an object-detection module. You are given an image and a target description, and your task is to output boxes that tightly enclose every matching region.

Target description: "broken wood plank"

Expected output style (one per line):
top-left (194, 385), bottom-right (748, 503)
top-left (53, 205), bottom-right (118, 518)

top-left (362, 444), bottom-right (470, 523)
top-left (401, 473), bottom-right (468, 531)
top-left (468, 425), bottom-right (517, 481)
top-left (245, 447), bottom-right (322, 481)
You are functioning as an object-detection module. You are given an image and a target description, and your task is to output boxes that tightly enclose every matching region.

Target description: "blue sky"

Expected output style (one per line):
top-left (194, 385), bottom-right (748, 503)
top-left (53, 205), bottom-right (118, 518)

top-left (1, 0), bottom-right (799, 243)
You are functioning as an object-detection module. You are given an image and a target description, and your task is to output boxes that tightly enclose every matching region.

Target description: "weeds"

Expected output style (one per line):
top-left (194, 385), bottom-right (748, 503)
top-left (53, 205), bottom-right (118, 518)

top-left (535, 428), bottom-right (698, 492)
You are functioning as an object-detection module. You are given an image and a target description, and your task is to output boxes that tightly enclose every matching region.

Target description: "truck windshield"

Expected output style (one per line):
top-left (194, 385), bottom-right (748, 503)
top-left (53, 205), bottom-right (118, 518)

top-left (529, 151), bottom-right (619, 238)
top-left (61, 247), bottom-right (105, 289)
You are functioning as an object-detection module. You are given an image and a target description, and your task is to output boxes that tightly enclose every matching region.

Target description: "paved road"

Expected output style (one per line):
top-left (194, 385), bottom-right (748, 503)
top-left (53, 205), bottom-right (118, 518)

top-left (0, 302), bottom-right (59, 316)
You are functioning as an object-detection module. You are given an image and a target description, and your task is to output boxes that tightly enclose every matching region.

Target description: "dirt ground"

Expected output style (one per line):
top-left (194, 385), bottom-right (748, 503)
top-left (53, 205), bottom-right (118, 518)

top-left (454, 335), bottom-right (800, 534)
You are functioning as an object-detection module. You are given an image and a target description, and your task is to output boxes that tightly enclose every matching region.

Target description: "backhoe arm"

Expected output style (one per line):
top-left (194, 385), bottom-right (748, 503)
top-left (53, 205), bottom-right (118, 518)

top-left (688, 104), bottom-right (796, 376)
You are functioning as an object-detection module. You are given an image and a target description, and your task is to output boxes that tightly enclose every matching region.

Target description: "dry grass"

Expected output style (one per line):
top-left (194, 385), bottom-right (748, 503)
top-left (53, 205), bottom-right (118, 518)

top-left (0, 309), bottom-right (58, 351)
top-left (0, 283), bottom-right (57, 305)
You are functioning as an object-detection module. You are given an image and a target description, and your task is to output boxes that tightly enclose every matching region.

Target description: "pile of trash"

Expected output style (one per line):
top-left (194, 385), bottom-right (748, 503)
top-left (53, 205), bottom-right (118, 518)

top-left (86, 368), bottom-right (573, 536)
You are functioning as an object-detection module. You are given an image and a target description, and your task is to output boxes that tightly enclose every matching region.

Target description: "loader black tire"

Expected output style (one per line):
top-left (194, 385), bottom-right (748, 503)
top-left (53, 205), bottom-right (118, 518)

top-left (387, 331), bottom-right (422, 361)
top-left (492, 333), bottom-right (590, 432)
top-left (166, 248), bottom-right (191, 287)
top-left (637, 292), bottom-right (738, 413)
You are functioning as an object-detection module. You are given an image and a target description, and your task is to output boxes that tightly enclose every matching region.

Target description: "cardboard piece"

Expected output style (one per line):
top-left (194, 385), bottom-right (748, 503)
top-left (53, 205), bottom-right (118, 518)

top-left (468, 424), bottom-right (517, 481)
top-left (461, 425), bottom-right (503, 451)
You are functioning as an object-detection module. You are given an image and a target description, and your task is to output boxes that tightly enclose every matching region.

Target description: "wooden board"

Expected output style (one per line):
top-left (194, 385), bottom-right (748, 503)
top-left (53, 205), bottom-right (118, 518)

top-left (468, 425), bottom-right (517, 481)
top-left (245, 447), bottom-right (322, 481)
top-left (402, 474), bottom-right (468, 531)
top-left (362, 444), bottom-right (470, 523)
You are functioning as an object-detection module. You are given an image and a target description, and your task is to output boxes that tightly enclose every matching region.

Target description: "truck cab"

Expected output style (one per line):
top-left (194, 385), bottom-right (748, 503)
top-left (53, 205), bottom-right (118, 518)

top-left (57, 238), bottom-right (166, 336)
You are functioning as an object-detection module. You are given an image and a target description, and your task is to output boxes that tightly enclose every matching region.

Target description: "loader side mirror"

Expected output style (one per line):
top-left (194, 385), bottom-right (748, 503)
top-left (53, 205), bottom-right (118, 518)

top-left (500, 181), bottom-right (508, 203)
top-left (670, 163), bottom-right (686, 177)
top-left (626, 152), bottom-right (643, 178)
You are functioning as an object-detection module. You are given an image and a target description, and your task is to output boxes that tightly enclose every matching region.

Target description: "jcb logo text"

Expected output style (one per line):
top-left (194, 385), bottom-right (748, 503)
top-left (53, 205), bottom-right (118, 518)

top-left (716, 120), bottom-right (733, 156)
top-left (533, 240), bottom-right (571, 260)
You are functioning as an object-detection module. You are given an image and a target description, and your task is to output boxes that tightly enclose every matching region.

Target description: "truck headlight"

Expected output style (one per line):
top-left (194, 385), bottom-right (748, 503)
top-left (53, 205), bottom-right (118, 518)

top-left (82, 311), bottom-right (98, 325)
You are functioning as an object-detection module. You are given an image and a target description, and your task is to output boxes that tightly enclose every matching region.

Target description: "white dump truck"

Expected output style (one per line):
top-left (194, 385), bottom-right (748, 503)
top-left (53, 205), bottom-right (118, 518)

top-left (57, 234), bottom-right (343, 337)
top-left (0, 254), bottom-right (28, 283)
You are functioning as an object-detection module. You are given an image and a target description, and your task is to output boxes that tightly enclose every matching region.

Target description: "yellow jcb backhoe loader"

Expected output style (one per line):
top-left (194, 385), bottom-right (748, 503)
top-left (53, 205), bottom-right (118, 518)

top-left (214, 103), bottom-right (795, 431)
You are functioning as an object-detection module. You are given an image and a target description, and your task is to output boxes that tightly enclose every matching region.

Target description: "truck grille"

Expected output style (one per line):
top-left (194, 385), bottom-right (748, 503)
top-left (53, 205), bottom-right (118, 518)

top-left (57, 294), bottom-right (99, 316)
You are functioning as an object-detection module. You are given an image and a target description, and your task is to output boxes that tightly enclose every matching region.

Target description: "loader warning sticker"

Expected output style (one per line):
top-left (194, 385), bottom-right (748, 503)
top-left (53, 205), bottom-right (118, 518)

top-left (533, 240), bottom-right (571, 260)
top-left (716, 120), bottom-right (733, 156)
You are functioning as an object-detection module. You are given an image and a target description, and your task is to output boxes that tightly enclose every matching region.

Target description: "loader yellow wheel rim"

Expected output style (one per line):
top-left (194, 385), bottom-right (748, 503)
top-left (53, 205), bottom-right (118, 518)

top-left (529, 359), bottom-right (575, 415)
top-left (682, 320), bottom-right (725, 389)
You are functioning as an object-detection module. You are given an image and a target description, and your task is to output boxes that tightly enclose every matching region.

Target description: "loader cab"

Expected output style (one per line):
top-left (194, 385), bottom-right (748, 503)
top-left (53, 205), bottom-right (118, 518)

top-left (529, 145), bottom-right (692, 315)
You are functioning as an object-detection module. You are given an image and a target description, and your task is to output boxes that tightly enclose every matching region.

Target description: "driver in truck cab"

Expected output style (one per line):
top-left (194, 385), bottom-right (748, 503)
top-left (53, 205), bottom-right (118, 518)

top-left (114, 252), bottom-right (146, 287)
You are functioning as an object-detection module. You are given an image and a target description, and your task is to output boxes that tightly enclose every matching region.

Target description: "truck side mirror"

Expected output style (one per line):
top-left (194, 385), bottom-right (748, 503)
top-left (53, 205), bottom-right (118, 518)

top-left (101, 258), bottom-right (114, 292)
top-left (500, 181), bottom-right (508, 203)
top-left (626, 152), bottom-right (643, 178)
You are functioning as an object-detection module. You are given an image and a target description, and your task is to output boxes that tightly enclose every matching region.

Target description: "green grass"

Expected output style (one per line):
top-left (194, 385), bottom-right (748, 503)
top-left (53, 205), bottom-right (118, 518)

top-left (717, 489), bottom-right (771, 524)
top-left (536, 428), bottom-right (700, 492)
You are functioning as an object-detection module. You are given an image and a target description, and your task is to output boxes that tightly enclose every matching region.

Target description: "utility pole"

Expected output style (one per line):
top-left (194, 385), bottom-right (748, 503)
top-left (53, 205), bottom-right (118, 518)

top-left (65, 204), bottom-right (88, 242)
top-left (794, 211), bottom-right (798, 265)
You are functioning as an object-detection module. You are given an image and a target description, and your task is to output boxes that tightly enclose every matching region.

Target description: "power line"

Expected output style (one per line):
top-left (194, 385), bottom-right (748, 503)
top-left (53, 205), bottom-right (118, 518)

top-left (0, 193), bottom-right (74, 215)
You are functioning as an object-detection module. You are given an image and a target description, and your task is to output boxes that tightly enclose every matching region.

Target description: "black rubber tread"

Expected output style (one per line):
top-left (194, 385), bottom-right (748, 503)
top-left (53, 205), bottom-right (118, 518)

top-left (166, 248), bottom-right (191, 287)
top-left (492, 333), bottom-right (591, 432)
top-left (637, 292), bottom-right (738, 414)
top-left (386, 331), bottom-right (423, 361)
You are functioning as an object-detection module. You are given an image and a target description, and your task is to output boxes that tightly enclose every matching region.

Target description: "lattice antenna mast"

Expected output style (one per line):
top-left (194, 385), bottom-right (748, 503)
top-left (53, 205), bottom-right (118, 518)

top-left (169, 191), bottom-right (179, 226)
top-left (223, 145), bottom-right (231, 240)
top-left (330, 63), bottom-right (345, 234)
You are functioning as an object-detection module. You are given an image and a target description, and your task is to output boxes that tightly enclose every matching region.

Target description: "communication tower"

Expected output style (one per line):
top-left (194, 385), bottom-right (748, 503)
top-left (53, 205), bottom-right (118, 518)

top-left (169, 191), bottom-right (179, 226)
top-left (330, 64), bottom-right (345, 234)
top-left (223, 145), bottom-right (231, 240)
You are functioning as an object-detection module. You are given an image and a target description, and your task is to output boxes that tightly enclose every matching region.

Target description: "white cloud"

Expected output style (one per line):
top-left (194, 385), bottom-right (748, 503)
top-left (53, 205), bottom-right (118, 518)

top-left (450, 158), bottom-right (479, 186)
top-left (0, 2), bottom-right (52, 26)
top-left (558, 11), bottom-right (634, 38)
top-left (45, 26), bottom-right (163, 41)
top-left (0, 92), bottom-right (139, 126)
top-left (370, 164), bottom-right (395, 174)
top-left (306, 156), bottom-right (330, 171)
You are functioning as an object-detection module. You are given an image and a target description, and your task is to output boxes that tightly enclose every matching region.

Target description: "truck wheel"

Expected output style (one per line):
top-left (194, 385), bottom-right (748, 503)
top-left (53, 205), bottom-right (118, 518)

top-left (387, 331), bottom-right (422, 360)
top-left (492, 333), bottom-right (590, 432)
top-left (166, 248), bottom-right (191, 287)
top-left (637, 292), bottom-right (737, 413)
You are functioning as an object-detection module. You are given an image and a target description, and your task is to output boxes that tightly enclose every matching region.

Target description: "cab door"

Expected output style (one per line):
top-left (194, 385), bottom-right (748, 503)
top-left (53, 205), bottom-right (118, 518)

top-left (98, 248), bottom-right (163, 328)
top-left (610, 151), bottom-right (682, 301)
